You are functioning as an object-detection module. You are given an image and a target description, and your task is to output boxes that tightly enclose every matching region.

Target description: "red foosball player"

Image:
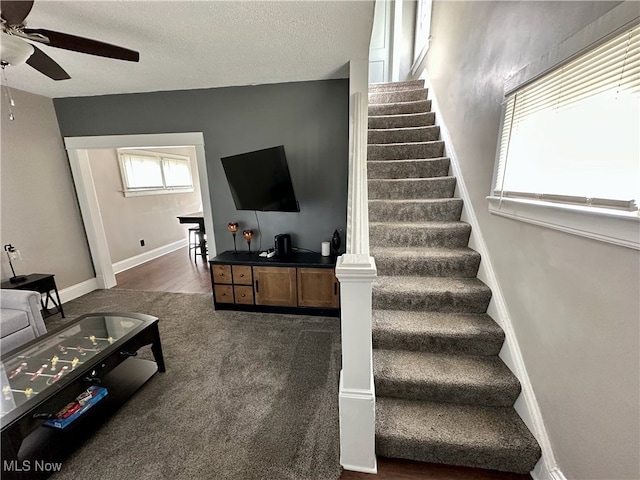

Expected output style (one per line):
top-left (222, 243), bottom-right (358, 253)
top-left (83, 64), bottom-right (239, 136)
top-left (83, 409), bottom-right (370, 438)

top-left (9, 362), bottom-right (27, 379)
top-left (51, 366), bottom-right (69, 384)
top-left (30, 364), bottom-right (47, 381)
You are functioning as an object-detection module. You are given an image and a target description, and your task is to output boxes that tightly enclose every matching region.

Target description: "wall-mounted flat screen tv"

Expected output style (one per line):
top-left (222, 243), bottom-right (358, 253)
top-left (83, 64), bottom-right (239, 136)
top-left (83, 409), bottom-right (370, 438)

top-left (221, 145), bottom-right (300, 212)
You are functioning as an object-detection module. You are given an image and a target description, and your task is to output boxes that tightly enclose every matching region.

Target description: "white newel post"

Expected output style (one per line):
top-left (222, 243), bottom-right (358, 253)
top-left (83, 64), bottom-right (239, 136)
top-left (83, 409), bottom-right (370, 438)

top-left (336, 254), bottom-right (377, 473)
top-left (337, 58), bottom-right (377, 473)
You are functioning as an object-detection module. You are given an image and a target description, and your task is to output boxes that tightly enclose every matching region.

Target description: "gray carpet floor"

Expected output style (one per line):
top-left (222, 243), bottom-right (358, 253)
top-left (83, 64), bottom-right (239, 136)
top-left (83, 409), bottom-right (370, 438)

top-left (43, 289), bottom-right (342, 480)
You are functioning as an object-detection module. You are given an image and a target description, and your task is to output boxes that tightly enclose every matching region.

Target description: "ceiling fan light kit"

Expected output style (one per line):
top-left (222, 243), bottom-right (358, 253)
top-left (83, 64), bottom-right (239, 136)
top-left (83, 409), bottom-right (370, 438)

top-left (0, 32), bottom-right (34, 66)
top-left (1, 0), bottom-right (139, 81)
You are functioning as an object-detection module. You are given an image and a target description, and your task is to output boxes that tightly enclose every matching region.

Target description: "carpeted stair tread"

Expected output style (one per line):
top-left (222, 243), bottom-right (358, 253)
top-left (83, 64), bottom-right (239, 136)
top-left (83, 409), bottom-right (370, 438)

top-left (369, 80), bottom-right (425, 92)
top-left (368, 158), bottom-right (450, 179)
top-left (372, 310), bottom-right (504, 355)
top-left (373, 349), bottom-right (520, 406)
top-left (375, 397), bottom-right (541, 474)
top-left (371, 246), bottom-right (480, 277)
top-left (369, 221), bottom-right (471, 248)
top-left (368, 125), bottom-right (440, 144)
top-left (369, 112), bottom-right (436, 129)
top-left (369, 198), bottom-right (463, 222)
top-left (372, 276), bottom-right (492, 313)
top-left (369, 177), bottom-right (456, 200)
top-left (369, 89), bottom-right (428, 104)
top-left (368, 141), bottom-right (445, 160)
top-left (369, 100), bottom-right (432, 116)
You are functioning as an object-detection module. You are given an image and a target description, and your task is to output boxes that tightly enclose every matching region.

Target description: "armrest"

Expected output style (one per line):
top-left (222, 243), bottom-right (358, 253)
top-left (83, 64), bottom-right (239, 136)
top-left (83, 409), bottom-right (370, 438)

top-left (1, 289), bottom-right (47, 337)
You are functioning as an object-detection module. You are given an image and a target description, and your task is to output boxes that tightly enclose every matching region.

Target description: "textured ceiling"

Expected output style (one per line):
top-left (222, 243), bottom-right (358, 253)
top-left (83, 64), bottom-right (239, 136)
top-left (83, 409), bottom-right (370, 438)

top-left (2, 0), bottom-right (375, 99)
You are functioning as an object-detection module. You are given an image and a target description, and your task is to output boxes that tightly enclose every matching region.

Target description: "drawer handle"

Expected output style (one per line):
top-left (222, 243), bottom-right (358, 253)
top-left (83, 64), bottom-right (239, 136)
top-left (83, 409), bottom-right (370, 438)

top-left (241, 293), bottom-right (246, 297)
top-left (219, 272), bottom-right (224, 276)
top-left (240, 273), bottom-right (244, 277)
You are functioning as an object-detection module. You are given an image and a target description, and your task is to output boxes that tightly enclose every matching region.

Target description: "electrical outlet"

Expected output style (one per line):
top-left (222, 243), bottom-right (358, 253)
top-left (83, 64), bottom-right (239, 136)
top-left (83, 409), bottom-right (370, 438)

top-left (140, 240), bottom-right (145, 247)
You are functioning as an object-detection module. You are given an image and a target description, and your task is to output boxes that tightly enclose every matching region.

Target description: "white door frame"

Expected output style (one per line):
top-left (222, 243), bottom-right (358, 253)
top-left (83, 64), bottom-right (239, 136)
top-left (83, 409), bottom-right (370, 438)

top-left (64, 132), bottom-right (214, 289)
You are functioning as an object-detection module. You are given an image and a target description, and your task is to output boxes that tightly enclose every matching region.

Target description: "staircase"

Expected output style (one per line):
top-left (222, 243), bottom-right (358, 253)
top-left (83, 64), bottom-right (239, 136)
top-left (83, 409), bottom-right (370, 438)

top-left (367, 80), bottom-right (541, 474)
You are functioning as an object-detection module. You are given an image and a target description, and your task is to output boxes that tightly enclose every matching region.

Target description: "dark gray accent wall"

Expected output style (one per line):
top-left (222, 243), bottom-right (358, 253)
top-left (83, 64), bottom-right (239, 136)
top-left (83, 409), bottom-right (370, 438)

top-left (54, 80), bottom-right (349, 254)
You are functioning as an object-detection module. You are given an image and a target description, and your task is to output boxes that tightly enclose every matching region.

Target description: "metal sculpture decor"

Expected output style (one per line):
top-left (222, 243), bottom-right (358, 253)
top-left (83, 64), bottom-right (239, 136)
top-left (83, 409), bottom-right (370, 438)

top-left (242, 229), bottom-right (254, 254)
top-left (227, 222), bottom-right (239, 254)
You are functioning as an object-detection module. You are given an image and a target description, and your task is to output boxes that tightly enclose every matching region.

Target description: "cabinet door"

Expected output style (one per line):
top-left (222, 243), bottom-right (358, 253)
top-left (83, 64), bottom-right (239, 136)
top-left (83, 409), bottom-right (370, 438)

top-left (297, 268), bottom-right (339, 308)
top-left (253, 267), bottom-right (297, 306)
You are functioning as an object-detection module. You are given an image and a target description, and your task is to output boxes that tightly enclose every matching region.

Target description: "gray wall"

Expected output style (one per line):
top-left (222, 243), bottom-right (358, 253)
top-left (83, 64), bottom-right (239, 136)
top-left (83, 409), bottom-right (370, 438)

top-left (54, 80), bottom-right (349, 254)
top-left (88, 147), bottom-right (202, 264)
top-left (419, 2), bottom-right (639, 479)
top-left (0, 88), bottom-right (94, 289)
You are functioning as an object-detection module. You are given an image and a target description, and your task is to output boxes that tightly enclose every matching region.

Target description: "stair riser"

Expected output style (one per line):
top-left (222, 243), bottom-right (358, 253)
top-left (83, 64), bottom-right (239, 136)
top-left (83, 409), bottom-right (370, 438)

top-left (369, 225), bottom-right (471, 248)
top-left (369, 178), bottom-right (456, 200)
top-left (372, 330), bottom-right (504, 356)
top-left (372, 288), bottom-right (491, 314)
top-left (369, 89), bottom-right (428, 104)
top-left (376, 438), bottom-right (537, 475)
top-left (368, 126), bottom-right (440, 144)
top-left (368, 142), bottom-right (445, 160)
top-left (368, 158), bottom-right (449, 179)
top-left (369, 80), bottom-right (425, 92)
top-left (369, 113), bottom-right (436, 129)
top-left (374, 254), bottom-right (480, 278)
top-left (369, 100), bottom-right (432, 116)
top-left (369, 200), bottom-right (462, 222)
top-left (374, 377), bottom-right (519, 407)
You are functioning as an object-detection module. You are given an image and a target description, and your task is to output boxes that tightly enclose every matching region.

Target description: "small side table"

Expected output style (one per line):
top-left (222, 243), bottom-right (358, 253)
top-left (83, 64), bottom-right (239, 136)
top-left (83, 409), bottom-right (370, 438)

top-left (0, 273), bottom-right (65, 319)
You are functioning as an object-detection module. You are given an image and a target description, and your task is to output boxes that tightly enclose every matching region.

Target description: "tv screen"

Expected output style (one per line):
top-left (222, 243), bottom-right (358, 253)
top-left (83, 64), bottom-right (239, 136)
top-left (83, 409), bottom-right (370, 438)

top-left (221, 145), bottom-right (300, 212)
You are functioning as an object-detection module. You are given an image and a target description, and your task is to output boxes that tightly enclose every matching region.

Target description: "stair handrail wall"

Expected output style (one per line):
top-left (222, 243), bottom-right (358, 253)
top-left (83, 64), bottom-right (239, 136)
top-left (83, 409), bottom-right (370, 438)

top-left (335, 58), bottom-right (378, 474)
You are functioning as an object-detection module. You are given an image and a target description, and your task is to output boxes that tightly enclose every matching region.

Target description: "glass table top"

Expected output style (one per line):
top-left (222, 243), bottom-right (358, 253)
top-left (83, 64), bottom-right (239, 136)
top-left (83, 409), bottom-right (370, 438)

top-left (1, 314), bottom-right (147, 420)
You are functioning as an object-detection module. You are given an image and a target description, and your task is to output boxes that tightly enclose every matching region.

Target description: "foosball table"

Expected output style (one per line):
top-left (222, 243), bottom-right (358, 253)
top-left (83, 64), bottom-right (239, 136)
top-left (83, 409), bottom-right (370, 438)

top-left (0, 312), bottom-right (165, 479)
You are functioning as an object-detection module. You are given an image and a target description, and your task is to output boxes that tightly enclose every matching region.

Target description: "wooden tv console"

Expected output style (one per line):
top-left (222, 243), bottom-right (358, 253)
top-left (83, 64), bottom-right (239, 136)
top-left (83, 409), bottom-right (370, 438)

top-left (209, 251), bottom-right (339, 317)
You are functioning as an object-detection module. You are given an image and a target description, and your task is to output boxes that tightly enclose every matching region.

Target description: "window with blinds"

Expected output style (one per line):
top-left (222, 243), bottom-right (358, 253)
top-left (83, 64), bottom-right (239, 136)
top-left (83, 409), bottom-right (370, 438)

top-left (118, 150), bottom-right (194, 196)
top-left (494, 24), bottom-right (640, 212)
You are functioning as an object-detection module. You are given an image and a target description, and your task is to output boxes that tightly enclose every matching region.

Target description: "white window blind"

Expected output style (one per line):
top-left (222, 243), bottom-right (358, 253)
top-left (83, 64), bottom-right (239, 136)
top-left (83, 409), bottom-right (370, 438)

top-left (162, 157), bottom-right (192, 187)
top-left (495, 25), bottom-right (640, 212)
top-left (118, 150), bottom-right (194, 196)
top-left (120, 154), bottom-right (164, 189)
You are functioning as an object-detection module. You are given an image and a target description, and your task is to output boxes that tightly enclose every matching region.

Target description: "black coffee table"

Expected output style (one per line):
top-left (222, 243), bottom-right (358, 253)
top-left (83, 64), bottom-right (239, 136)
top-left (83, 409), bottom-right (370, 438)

top-left (0, 312), bottom-right (165, 479)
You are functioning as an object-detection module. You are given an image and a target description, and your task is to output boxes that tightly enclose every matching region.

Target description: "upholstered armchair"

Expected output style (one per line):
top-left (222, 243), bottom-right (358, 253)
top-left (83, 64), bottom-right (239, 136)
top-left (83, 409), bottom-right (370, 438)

top-left (1, 290), bottom-right (47, 354)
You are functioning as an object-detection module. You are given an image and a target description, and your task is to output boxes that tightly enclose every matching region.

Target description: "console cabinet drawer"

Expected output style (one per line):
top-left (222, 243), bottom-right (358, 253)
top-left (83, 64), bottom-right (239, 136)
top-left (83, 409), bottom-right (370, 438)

top-left (234, 285), bottom-right (254, 304)
top-left (214, 285), bottom-right (234, 303)
top-left (232, 265), bottom-right (252, 285)
top-left (212, 265), bottom-right (232, 284)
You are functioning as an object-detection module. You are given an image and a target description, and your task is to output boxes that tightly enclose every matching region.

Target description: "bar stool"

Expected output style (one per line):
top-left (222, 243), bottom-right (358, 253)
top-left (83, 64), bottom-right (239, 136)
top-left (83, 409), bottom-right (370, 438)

top-left (188, 228), bottom-right (206, 262)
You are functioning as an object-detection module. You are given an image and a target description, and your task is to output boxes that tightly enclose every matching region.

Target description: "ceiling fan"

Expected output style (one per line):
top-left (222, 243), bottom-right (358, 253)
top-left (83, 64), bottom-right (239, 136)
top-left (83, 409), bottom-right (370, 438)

top-left (1, 0), bottom-right (139, 80)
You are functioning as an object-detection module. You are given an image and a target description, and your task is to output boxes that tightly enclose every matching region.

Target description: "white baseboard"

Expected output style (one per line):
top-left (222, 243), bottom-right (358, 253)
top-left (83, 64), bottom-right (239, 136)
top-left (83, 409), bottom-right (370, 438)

top-left (58, 277), bottom-right (99, 304)
top-left (112, 239), bottom-right (187, 275)
top-left (419, 71), bottom-right (564, 480)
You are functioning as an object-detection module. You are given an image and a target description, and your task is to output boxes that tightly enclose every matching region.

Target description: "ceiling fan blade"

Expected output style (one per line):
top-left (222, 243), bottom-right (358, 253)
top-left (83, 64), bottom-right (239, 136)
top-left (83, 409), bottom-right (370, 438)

top-left (0, 0), bottom-right (34, 25)
top-left (26, 45), bottom-right (70, 80)
top-left (23, 28), bottom-right (139, 62)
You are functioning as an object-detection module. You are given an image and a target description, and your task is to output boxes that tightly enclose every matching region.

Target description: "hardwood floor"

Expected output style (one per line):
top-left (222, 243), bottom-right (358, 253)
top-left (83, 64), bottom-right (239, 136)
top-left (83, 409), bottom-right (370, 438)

top-left (114, 246), bottom-right (211, 293)
top-left (341, 458), bottom-right (531, 480)
top-left (114, 249), bottom-right (532, 480)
